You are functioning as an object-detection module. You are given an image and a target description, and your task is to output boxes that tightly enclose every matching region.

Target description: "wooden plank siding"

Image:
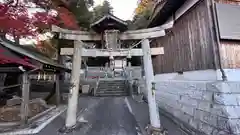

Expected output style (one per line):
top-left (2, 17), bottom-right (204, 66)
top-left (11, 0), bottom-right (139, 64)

top-left (152, 0), bottom-right (215, 74)
top-left (220, 40), bottom-right (240, 68)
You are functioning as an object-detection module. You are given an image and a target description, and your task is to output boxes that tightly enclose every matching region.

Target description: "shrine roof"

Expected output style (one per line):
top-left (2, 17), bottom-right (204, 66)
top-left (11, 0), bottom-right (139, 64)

top-left (91, 14), bottom-right (128, 33)
top-left (0, 38), bottom-right (70, 72)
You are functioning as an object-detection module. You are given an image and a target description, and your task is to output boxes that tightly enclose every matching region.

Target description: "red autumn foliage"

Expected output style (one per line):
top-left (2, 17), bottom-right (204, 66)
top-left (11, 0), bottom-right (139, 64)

top-left (0, 0), bottom-right (59, 37)
top-left (57, 7), bottom-right (80, 30)
top-left (0, 3), bottom-right (34, 36)
top-left (0, 0), bottom-right (80, 38)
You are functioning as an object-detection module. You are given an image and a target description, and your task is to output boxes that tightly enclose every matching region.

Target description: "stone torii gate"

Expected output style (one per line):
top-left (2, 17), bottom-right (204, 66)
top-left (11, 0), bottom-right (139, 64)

top-left (52, 15), bottom-right (173, 134)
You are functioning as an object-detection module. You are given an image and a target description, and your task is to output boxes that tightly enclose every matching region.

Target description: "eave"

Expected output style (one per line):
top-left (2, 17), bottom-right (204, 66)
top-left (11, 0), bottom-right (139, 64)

top-left (148, 0), bottom-right (186, 27)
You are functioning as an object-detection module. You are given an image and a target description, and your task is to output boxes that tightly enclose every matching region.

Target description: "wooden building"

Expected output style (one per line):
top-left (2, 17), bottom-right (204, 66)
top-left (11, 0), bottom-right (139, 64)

top-left (0, 37), bottom-right (70, 125)
top-left (150, 1), bottom-right (240, 134)
top-left (149, 0), bottom-right (240, 81)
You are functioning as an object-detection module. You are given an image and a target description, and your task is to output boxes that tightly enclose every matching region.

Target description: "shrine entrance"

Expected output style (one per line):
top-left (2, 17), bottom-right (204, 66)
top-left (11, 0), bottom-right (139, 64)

top-left (52, 14), bottom-right (172, 134)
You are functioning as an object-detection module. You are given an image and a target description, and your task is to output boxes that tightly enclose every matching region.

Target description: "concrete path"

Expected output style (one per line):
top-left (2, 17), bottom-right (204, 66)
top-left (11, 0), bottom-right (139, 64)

top-left (34, 96), bottom-right (191, 135)
top-left (36, 97), bottom-right (140, 135)
top-left (126, 96), bottom-right (189, 135)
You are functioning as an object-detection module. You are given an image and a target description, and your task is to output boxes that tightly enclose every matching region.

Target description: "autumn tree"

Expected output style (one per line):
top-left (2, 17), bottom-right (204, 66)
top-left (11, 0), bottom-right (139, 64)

top-left (0, 0), bottom-right (59, 44)
top-left (131, 0), bottom-right (155, 29)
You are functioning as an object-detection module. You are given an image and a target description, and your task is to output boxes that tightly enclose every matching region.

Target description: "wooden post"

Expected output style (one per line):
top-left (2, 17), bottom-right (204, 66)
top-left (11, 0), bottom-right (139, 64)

top-left (20, 72), bottom-right (30, 125)
top-left (65, 40), bottom-right (82, 128)
top-left (55, 74), bottom-right (60, 105)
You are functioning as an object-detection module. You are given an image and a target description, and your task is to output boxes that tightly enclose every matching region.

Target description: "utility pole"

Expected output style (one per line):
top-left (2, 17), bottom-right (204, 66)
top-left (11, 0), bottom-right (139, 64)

top-left (65, 40), bottom-right (82, 128)
top-left (142, 39), bottom-right (166, 135)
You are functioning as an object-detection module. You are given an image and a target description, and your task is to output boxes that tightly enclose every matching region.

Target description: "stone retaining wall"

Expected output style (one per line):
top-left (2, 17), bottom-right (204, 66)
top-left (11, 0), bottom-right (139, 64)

top-left (155, 81), bottom-right (240, 135)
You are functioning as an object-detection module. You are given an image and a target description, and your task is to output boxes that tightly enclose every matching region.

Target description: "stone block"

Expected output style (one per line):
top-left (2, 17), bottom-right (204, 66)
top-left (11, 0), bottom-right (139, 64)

top-left (227, 82), bottom-right (240, 93)
top-left (186, 82), bottom-right (198, 90)
top-left (82, 85), bottom-right (90, 94)
top-left (156, 81), bottom-right (240, 135)
top-left (224, 106), bottom-right (240, 119)
top-left (177, 89), bottom-right (203, 100)
top-left (181, 105), bottom-right (195, 116)
top-left (173, 109), bottom-right (183, 118)
top-left (156, 91), bottom-right (179, 101)
top-left (206, 82), bottom-right (221, 92)
top-left (211, 82), bottom-right (232, 93)
top-left (197, 101), bottom-right (211, 112)
top-left (202, 91), bottom-right (214, 102)
top-left (158, 97), bottom-right (181, 109)
top-left (212, 128), bottom-right (230, 135)
top-left (211, 104), bottom-right (229, 118)
top-left (180, 112), bottom-right (193, 124)
top-left (217, 116), bottom-right (230, 131)
top-left (7, 96), bottom-right (22, 106)
top-left (164, 103), bottom-right (174, 113)
top-left (213, 93), bottom-right (239, 106)
top-left (195, 82), bottom-right (207, 91)
top-left (228, 119), bottom-right (240, 134)
top-left (194, 109), bottom-right (218, 127)
top-left (168, 106), bottom-right (178, 114)
top-left (198, 121), bottom-right (214, 135)
top-left (189, 118), bottom-right (200, 129)
top-left (179, 96), bottom-right (198, 107)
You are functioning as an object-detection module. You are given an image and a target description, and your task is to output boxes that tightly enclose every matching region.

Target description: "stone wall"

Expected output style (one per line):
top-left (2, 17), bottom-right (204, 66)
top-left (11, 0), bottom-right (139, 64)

top-left (155, 80), bottom-right (240, 135)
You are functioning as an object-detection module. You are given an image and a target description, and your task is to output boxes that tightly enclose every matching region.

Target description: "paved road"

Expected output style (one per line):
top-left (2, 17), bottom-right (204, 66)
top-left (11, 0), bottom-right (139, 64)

top-left (127, 97), bottom-right (189, 135)
top-left (36, 96), bottom-right (190, 135)
top-left (37, 97), bottom-right (140, 135)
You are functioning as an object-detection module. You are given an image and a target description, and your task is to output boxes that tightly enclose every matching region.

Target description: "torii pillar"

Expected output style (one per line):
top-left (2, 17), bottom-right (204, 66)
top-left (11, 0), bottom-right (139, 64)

top-left (142, 39), bottom-right (161, 129)
top-left (65, 40), bottom-right (82, 128)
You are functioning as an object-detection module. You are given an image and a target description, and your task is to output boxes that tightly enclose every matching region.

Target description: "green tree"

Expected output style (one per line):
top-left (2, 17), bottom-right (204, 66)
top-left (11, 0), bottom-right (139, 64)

top-left (68, 0), bottom-right (93, 29)
top-left (91, 0), bottom-right (113, 23)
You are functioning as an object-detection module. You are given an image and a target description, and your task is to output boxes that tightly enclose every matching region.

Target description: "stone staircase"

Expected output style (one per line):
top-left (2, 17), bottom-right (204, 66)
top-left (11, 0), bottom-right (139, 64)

top-left (95, 79), bottom-right (129, 96)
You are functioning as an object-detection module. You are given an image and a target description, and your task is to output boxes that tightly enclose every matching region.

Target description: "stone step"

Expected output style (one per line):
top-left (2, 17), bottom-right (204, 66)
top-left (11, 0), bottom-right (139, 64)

top-left (98, 87), bottom-right (125, 90)
top-left (98, 83), bottom-right (125, 85)
top-left (98, 85), bottom-right (125, 88)
top-left (98, 86), bottom-right (125, 89)
top-left (95, 92), bottom-right (128, 97)
top-left (98, 88), bottom-right (125, 90)
top-left (95, 79), bottom-right (129, 97)
top-left (99, 81), bottom-right (125, 83)
top-left (98, 84), bottom-right (125, 85)
top-left (98, 90), bottom-right (125, 92)
top-left (97, 90), bottom-right (126, 94)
